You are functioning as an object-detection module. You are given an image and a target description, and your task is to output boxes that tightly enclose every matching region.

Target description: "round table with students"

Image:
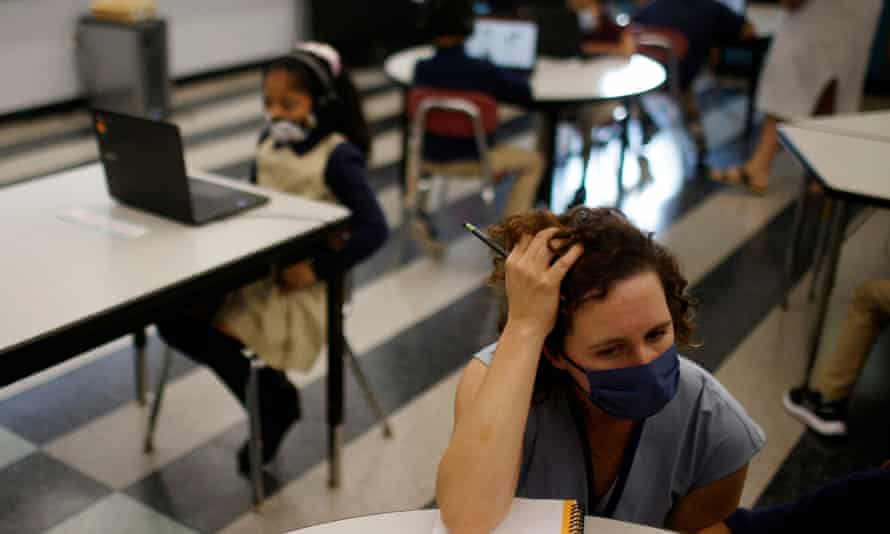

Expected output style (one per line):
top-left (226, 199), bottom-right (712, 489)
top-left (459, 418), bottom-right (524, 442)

top-left (383, 45), bottom-right (667, 206)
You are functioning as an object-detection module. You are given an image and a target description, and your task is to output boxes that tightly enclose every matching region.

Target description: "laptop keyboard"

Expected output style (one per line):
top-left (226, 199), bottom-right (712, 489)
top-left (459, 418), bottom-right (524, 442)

top-left (188, 177), bottom-right (266, 222)
top-left (190, 177), bottom-right (236, 200)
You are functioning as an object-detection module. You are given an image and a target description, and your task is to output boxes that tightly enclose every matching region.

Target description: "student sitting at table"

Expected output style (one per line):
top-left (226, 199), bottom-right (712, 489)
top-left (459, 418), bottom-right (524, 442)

top-left (784, 278), bottom-right (890, 437)
top-left (631, 0), bottom-right (755, 161)
top-left (411, 0), bottom-right (544, 247)
top-left (436, 207), bottom-right (765, 533)
top-left (156, 42), bottom-right (388, 473)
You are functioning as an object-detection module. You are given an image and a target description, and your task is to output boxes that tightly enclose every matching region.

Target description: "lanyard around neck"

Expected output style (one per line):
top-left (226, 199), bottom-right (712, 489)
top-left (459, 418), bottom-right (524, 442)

top-left (569, 397), bottom-right (646, 519)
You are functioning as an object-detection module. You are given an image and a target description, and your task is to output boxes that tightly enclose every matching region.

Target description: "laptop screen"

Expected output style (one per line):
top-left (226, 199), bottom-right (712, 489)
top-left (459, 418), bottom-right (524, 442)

top-left (465, 18), bottom-right (538, 71)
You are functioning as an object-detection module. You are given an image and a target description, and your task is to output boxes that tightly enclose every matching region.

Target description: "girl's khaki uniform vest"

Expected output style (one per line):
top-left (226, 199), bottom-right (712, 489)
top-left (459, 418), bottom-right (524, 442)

top-left (216, 133), bottom-right (345, 371)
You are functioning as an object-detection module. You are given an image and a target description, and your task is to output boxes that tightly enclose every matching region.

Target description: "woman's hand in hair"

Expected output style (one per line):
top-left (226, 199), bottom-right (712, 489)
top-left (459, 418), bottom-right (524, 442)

top-left (504, 228), bottom-right (583, 339)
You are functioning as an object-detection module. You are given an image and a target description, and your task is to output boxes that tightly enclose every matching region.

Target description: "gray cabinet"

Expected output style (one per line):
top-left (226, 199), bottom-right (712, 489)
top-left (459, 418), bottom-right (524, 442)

top-left (76, 16), bottom-right (171, 119)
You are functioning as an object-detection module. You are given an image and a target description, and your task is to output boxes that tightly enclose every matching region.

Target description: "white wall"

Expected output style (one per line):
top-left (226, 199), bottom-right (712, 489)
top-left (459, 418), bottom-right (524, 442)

top-left (0, 0), bottom-right (308, 115)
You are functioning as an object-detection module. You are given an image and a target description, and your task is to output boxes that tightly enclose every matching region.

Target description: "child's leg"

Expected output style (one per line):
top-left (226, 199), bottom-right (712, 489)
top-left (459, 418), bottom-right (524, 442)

top-left (156, 316), bottom-right (300, 465)
top-left (812, 280), bottom-right (890, 402)
top-left (157, 316), bottom-right (251, 400)
top-left (488, 146), bottom-right (544, 217)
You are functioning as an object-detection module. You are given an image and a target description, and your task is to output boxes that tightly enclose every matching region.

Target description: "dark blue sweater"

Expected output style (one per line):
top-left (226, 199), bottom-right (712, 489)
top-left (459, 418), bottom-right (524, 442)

top-left (413, 45), bottom-right (533, 161)
top-left (251, 129), bottom-right (388, 277)
top-left (725, 467), bottom-right (890, 533)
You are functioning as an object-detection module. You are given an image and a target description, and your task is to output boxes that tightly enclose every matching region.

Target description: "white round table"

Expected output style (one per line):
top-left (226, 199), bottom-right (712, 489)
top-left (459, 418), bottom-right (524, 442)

top-left (286, 509), bottom-right (675, 534)
top-left (382, 45), bottom-right (667, 207)
top-left (383, 45), bottom-right (667, 105)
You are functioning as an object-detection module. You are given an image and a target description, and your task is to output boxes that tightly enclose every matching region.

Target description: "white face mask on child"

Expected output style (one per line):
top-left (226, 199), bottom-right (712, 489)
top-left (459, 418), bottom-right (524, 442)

top-left (266, 113), bottom-right (317, 145)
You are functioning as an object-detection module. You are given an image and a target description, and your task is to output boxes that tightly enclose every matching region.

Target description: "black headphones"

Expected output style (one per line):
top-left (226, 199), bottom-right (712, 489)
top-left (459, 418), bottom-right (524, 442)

top-left (288, 48), bottom-right (338, 111)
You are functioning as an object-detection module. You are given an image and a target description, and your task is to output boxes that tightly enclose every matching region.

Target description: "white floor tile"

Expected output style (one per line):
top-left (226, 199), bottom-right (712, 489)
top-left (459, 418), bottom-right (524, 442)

top-left (0, 426), bottom-right (36, 470)
top-left (44, 368), bottom-right (244, 489)
top-left (219, 370), bottom-right (460, 534)
top-left (45, 492), bottom-right (199, 534)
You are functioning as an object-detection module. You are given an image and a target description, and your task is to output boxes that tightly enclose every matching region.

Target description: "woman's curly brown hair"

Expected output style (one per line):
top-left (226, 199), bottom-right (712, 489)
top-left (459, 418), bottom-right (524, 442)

top-left (486, 207), bottom-right (697, 401)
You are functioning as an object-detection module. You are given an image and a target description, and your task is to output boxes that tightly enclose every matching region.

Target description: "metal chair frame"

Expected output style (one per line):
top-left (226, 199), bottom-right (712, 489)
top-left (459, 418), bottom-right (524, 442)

top-left (405, 91), bottom-right (500, 247)
top-left (140, 288), bottom-right (393, 509)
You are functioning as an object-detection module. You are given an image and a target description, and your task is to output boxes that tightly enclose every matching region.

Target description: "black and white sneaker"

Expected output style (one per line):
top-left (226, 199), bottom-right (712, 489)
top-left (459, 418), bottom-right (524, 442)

top-left (782, 386), bottom-right (848, 436)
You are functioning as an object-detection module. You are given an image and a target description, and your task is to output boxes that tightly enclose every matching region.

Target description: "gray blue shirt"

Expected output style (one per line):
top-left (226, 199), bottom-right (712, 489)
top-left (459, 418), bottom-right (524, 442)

top-left (474, 343), bottom-right (765, 528)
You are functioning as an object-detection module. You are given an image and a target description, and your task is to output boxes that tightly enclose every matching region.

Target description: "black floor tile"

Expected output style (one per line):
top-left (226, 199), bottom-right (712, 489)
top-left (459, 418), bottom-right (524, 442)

top-left (0, 452), bottom-right (111, 534)
top-left (685, 199), bottom-right (823, 373)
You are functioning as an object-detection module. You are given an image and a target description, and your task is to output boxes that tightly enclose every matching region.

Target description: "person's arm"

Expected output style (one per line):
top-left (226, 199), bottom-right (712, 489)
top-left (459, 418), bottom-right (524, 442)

top-left (667, 465), bottom-right (749, 533)
top-left (315, 143), bottom-right (388, 273)
top-left (492, 67), bottom-right (534, 109)
top-left (436, 229), bottom-right (583, 534)
top-left (700, 466), bottom-right (890, 534)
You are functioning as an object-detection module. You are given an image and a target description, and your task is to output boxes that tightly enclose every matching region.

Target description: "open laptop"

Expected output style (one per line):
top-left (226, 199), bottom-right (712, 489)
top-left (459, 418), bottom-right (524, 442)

top-left (92, 109), bottom-right (268, 225)
top-left (465, 17), bottom-right (539, 74)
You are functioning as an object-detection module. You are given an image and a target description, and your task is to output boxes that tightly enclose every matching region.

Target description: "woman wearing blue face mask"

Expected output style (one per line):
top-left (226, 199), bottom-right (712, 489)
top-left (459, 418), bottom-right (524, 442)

top-left (436, 207), bottom-right (764, 534)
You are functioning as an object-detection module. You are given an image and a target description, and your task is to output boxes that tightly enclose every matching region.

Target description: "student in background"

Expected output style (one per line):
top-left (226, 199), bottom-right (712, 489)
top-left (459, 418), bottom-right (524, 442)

top-left (710, 0), bottom-right (882, 194)
top-left (412, 0), bottom-right (544, 226)
top-left (156, 42), bottom-right (387, 473)
top-left (784, 278), bottom-right (890, 437)
top-left (631, 0), bottom-right (755, 160)
top-left (567, 0), bottom-right (755, 172)
top-left (437, 207), bottom-right (765, 533)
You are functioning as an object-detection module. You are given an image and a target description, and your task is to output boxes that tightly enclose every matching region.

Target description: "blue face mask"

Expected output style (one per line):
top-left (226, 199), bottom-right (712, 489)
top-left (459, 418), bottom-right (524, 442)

top-left (561, 345), bottom-right (680, 420)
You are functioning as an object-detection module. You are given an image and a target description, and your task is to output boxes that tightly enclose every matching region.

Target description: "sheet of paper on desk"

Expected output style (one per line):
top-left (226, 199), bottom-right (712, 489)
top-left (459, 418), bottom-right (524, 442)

top-left (431, 497), bottom-right (583, 534)
top-left (58, 208), bottom-right (149, 238)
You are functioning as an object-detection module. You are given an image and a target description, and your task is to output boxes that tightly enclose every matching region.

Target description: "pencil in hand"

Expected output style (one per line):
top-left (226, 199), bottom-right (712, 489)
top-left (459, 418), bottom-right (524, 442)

top-left (464, 222), bottom-right (509, 258)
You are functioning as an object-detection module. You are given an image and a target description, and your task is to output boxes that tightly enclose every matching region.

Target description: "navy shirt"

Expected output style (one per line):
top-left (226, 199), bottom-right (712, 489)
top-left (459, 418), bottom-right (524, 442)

top-left (725, 468), bottom-right (890, 533)
top-left (413, 45), bottom-right (533, 161)
top-left (634, 0), bottom-right (746, 89)
top-left (251, 129), bottom-right (388, 277)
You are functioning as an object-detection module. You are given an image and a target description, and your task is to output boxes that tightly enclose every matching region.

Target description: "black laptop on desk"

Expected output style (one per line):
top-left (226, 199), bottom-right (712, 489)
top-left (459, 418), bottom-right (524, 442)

top-left (92, 109), bottom-right (268, 225)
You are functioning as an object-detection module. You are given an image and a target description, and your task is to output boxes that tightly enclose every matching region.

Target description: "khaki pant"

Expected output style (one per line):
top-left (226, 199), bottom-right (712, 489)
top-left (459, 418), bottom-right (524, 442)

top-left (812, 279), bottom-right (890, 401)
top-left (421, 145), bottom-right (544, 218)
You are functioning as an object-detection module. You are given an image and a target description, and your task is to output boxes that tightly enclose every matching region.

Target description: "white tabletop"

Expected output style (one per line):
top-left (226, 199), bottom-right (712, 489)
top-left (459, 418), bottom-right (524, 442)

top-left (383, 46), bottom-right (666, 104)
top-left (286, 509), bottom-right (673, 534)
top-left (779, 111), bottom-right (890, 202)
top-left (792, 110), bottom-right (890, 142)
top-left (0, 163), bottom-right (349, 357)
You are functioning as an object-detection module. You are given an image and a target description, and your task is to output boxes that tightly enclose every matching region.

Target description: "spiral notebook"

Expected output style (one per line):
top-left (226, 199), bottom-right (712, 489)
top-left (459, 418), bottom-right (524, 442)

top-left (432, 497), bottom-right (584, 534)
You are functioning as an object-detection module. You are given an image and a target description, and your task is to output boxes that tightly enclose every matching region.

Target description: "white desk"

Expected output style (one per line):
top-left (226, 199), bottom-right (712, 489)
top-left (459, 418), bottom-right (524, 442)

top-left (285, 509), bottom-right (674, 534)
top-left (383, 45), bottom-right (666, 206)
top-left (779, 111), bottom-right (890, 385)
top-left (0, 163), bottom-right (353, 486)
